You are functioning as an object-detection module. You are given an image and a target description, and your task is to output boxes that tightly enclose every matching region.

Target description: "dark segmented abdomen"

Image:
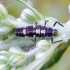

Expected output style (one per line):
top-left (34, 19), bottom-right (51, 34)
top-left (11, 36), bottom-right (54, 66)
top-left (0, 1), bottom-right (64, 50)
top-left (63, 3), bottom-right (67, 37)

top-left (14, 28), bottom-right (26, 37)
top-left (14, 26), bottom-right (34, 37)
top-left (46, 27), bottom-right (53, 37)
top-left (14, 26), bottom-right (54, 38)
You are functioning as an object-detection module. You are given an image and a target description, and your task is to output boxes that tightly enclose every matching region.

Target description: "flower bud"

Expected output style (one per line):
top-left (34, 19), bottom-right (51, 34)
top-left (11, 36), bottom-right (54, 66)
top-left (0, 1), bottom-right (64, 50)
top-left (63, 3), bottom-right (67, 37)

top-left (20, 8), bottom-right (39, 24)
top-left (0, 51), bottom-right (10, 64)
top-left (36, 40), bottom-right (51, 50)
top-left (9, 47), bottom-right (23, 54)
top-left (9, 54), bottom-right (27, 66)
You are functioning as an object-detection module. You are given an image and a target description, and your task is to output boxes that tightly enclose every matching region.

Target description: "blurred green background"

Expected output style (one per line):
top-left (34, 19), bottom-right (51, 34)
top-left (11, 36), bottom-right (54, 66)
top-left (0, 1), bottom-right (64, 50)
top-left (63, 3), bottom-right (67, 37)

top-left (1, 0), bottom-right (70, 23)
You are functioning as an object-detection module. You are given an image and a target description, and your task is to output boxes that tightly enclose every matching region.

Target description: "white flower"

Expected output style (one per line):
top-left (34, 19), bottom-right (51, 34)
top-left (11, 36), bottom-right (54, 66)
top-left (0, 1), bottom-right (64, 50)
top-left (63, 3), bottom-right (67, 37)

top-left (36, 40), bottom-right (51, 50)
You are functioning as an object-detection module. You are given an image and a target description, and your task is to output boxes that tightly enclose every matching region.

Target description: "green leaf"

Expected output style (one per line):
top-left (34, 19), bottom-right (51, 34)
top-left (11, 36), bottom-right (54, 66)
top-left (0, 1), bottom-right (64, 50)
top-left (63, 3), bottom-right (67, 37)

top-left (40, 40), bottom-right (70, 70)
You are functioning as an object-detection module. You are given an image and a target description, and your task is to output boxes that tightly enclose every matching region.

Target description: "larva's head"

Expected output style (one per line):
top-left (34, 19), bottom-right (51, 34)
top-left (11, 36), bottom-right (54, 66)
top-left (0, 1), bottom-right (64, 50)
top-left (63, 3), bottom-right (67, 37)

top-left (53, 29), bottom-right (58, 36)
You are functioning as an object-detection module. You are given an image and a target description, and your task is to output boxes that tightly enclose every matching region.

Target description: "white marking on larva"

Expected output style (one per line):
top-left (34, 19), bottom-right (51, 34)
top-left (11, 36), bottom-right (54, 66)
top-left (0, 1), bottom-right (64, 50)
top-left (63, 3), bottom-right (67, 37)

top-left (33, 25), bottom-right (36, 33)
top-left (23, 29), bottom-right (26, 35)
top-left (41, 30), bottom-right (45, 34)
top-left (33, 25), bottom-right (35, 28)
top-left (36, 29), bottom-right (40, 34)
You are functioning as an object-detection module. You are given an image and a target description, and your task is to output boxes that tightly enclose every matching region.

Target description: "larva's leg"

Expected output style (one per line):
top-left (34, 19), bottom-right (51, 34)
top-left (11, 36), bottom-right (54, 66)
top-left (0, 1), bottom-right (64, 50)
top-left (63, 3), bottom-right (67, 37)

top-left (45, 20), bottom-right (49, 25)
top-left (36, 22), bottom-right (37, 25)
top-left (31, 37), bottom-right (36, 42)
top-left (51, 38), bottom-right (62, 44)
top-left (53, 21), bottom-right (64, 27)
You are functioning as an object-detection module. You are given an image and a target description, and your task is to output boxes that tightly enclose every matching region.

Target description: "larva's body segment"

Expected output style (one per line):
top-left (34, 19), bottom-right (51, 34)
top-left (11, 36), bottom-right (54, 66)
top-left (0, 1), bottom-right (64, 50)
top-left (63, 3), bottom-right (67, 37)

top-left (26, 26), bottom-right (33, 37)
top-left (14, 25), bottom-right (57, 38)
top-left (14, 28), bottom-right (25, 37)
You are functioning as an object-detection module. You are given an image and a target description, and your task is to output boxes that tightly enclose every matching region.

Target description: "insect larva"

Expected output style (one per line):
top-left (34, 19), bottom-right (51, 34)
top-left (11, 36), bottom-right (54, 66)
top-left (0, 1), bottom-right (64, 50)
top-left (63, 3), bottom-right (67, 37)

top-left (14, 20), bottom-right (64, 43)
